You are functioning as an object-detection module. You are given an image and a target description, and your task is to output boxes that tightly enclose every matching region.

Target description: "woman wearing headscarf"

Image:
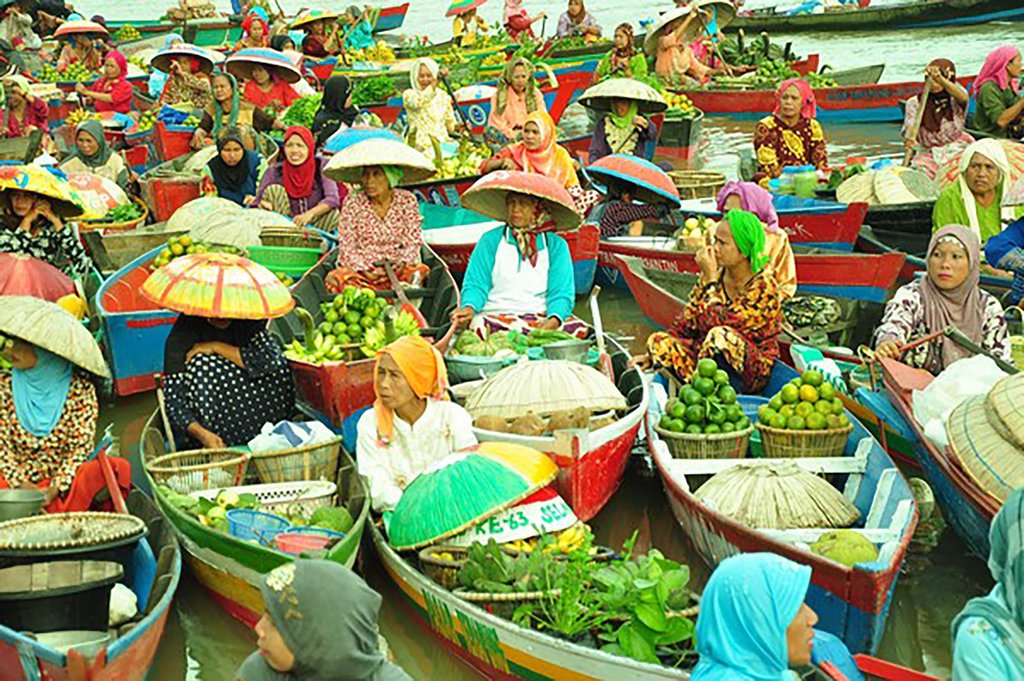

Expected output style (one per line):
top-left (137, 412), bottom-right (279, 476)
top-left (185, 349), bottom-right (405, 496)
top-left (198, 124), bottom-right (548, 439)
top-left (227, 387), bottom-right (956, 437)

top-left (200, 127), bottom-right (261, 206)
top-left (0, 185), bottom-right (91, 280)
top-left (158, 52), bottom-right (213, 110)
top-left (59, 119), bottom-right (130, 189)
top-left (162, 314), bottom-right (295, 450)
top-left (503, 0), bottom-right (545, 41)
top-left (588, 96), bottom-right (659, 163)
top-left (874, 224), bottom-right (1009, 374)
top-left (716, 181), bottom-right (796, 298)
top-left (692, 553), bottom-right (818, 681)
top-left (452, 6), bottom-right (488, 48)
top-left (236, 560), bottom-right (413, 681)
top-left (342, 5), bottom-right (375, 51)
top-left (326, 164), bottom-right (426, 293)
top-left (487, 56), bottom-right (548, 142)
top-left (753, 78), bottom-right (829, 185)
top-left (932, 139), bottom-right (1022, 245)
top-left (902, 59), bottom-right (972, 179)
top-left (594, 23), bottom-right (647, 83)
top-left (148, 34), bottom-right (183, 99)
top-left (655, 6), bottom-right (711, 89)
top-left (57, 31), bottom-right (102, 73)
top-left (253, 126), bottom-right (341, 229)
top-left (556, 0), bottom-right (601, 44)
top-left (635, 209), bottom-right (783, 392)
top-left (75, 50), bottom-right (133, 114)
top-left (299, 16), bottom-right (342, 59)
top-left (0, 313), bottom-right (131, 514)
top-left (312, 75), bottom-right (359, 147)
top-left (952, 488), bottom-right (1024, 681)
top-left (233, 11), bottom-right (268, 50)
top-left (972, 45), bottom-right (1024, 139)
top-left (355, 336), bottom-right (476, 513)
top-left (241, 61), bottom-right (299, 117)
top-left (402, 58), bottom-right (460, 156)
top-left (2, 75), bottom-right (48, 140)
top-left (192, 72), bottom-right (280, 150)
top-left (0, 3), bottom-right (41, 51)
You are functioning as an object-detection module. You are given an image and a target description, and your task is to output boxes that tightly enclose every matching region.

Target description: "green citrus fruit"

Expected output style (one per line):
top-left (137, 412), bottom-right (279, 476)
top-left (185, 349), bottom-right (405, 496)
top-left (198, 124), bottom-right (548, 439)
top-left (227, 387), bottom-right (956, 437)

top-left (682, 388), bottom-right (702, 406)
top-left (802, 369), bottom-right (823, 387)
top-left (318, 321), bottom-right (332, 334)
top-left (832, 398), bottom-right (845, 416)
top-left (685, 423), bottom-right (702, 435)
top-left (815, 400), bottom-right (833, 416)
top-left (795, 402), bottom-right (814, 419)
top-left (694, 377), bottom-right (716, 397)
top-left (779, 404), bottom-right (795, 419)
top-left (344, 310), bottom-right (361, 324)
top-left (768, 414), bottom-right (787, 429)
top-left (667, 418), bottom-right (685, 433)
top-left (826, 414), bottom-right (841, 429)
top-left (708, 407), bottom-right (726, 425)
top-left (713, 369), bottom-right (729, 386)
top-left (735, 415), bottom-right (751, 430)
top-left (720, 421), bottom-right (735, 433)
top-left (780, 384), bottom-right (800, 404)
top-left (324, 310), bottom-right (339, 323)
top-left (697, 357), bottom-right (718, 378)
top-left (786, 415), bottom-right (806, 431)
top-left (837, 414), bottom-right (851, 428)
top-left (670, 401), bottom-right (686, 419)
top-left (717, 385), bottom-right (737, 405)
top-left (704, 424), bottom-right (721, 435)
top-left (769, 395), bottom-right (784, 411)
top-left (684, 404), bottom-right (705, 424)
top-left (819, 382), bottom-right (836, 401)
top-left (758, 405), bottom-right (773, 422)
top-left (806, 413), bottom-right (828, 430)
top-left (347, 323), bottom-right (363, 337)
top-left (799, 384), bottom-right (819, 403)
top-left (659, 414), bottom-right (672, 430)
top-left (725, 404), bottom-right (743, 422)
top-left (333, 322), bottom-right (347, 336)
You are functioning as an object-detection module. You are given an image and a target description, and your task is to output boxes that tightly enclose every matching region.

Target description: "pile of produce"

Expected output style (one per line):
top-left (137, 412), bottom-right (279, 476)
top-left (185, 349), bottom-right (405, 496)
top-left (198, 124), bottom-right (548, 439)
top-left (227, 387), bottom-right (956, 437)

top-left (65, 109), bottom-right (101, 127)
top-left (826, 162), bottom-right (866, 190)
top-left (435, 45), bottom-right (470, 66)
top-left (38, 63), bottom-right (97, 83)
top-left (348, 41), bottom-right (396, 63)
top-left (480, 52), bottom-right (506, 67)
top-left (115, 24), bottom-right (141, 41)
top-left (429, 138), bottom-right (490, 181)
top-left (95, 202), bottom-right (144, 224)
top-left (453, 329), bottom-right (526, 357)
top-left (180, 113), bottom-right (201, 127)
top-left (135, 109), bottom-right (157, 132)
top-left (757, 369), bottom-right (850, 432)
top-left (504, 524), bottom-right (588, 555)
top-left (281, 93), bottom-right (322, 129)
top-left (663, 92), bottom-right (698, 120)
top-left (351, 75), bottom-right (397, 106)
top-left (550, 36), bottom-right (609, 50)
top-left (674, 215), bottom-right (716, 250)
top-left (657, 358), bottom-right (750, 436)
top-left (523, 328), bottom-right (578, 346)
top-left (151, 235), bottom-right (244, 269)
top-left (809, 529), bottom-right (879, 567)
top-left (127, 55), bottom-right (149, 71)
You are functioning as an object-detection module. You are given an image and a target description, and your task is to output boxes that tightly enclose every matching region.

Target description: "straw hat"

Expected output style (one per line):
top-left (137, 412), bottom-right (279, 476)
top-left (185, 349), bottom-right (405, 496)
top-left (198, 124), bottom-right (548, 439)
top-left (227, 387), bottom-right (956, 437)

top-left (586, 154), bottom-right (681, 207)
top-left (53, 20), bottom-right (108, 38)
top-left (289, 9), bottom-right (340, 30)
top-left (460, 171), bottom-right (582, 232)
top-left (644, 0), bottom-right (735, 57)
top-left (946, 390), bottom-right (1024, 505)
top-left (225, 48), bottom-right (302, 85)
top-left (322, 138), bottom-right (437, 184)
top-left (323, 126), bottom-right (403, 154)
top-left (0, 254), bottom-right (74, 302)
top-left (577, 78), bottom-right (668, 116)
top-left (0, 164), bottom-right (85, 219)
top-left (986, 373), bottom-right (1024, 448)
top-left (0, 295), bottom-right (110, 378)
top-left (150, 44), bottom-right (216, 75)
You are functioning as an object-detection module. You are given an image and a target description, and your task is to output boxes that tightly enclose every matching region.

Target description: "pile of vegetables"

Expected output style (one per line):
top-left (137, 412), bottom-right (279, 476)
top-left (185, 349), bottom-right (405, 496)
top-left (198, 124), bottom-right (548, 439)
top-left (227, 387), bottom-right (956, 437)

top-left (663, 93), bottom-right (699, 120)
top-left (281, 93), bottom-right (322, 129)
top-left (429, 138), bottom-right (491, 181)
top-left (657, 358), bottom-right (750, 436)
top-left (115, 24), bottom-right (141, 41)
top-left (135, 109), bottom-right (157, 132)
top-left (453, 329), bottom-right (527, 357)
top-left (550, 36), bottom-right (609, 51)
top-left (524, 328), bottom-right (577, 346)
top-left (97, 202), bottom-right (144, 224)
top-left (351, 75), bottom-right (397, 106)
top-left (347, 41), bottom-right (397, 63)
top-left (38, 62), bottom-right (96, 83)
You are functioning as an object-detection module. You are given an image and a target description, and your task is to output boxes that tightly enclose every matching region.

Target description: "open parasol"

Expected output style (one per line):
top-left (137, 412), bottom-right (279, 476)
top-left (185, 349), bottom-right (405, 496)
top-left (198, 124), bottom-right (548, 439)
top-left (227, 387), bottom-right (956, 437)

top-left (446, 0), bottom-right (486, 17)
top-left (0, 164), bottom-right (84, 219)
top-left (0, 295), bottom-right (110, 377)
top-left (150, 43), bottom-right (216, 75)
top-left (289, 9), bottom-right (340, 30)
top-left (142, 252), bottom-right (295, 320)
top-left (936, 139), bottom-right (1024, 192)
top-left (0, 254), bottom-right (74, 302)
top-left (586, 154), bottom-right (681, 207)
top-left (387, 442), bottom-right (557, 550)
top-left (461, 171), bottom-right (582, 232)
top-left (64, 172), bottom-right (130, 220)
top-left (577, 78), bottom-right (668, 116)
top-left (445, 486), bottom-right (577, 546)
top-left (226, 48), bottom-right (302, 85)
top-left (53, 19), bottom-right (108, 38)
top-left (323, 138), bottom-right (437, 185)
top-left (323, 126), bottom-right (402, 154)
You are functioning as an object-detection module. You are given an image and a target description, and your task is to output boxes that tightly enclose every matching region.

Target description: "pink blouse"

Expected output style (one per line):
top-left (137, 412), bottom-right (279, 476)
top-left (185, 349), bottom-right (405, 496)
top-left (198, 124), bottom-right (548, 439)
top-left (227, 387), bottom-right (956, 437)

top-left (335, 189), bottom-right (423, 272)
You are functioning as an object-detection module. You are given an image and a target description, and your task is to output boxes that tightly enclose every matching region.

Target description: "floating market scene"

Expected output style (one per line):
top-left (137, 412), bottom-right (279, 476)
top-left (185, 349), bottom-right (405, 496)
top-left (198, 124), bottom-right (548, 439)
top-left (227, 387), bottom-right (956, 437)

top-left (2, 0), bottom-right (1024, 678)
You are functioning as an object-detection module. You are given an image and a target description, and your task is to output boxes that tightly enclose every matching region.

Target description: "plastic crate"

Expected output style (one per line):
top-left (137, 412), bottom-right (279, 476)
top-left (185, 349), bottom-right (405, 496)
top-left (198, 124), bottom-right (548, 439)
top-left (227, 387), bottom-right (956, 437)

top-left (154, 121), bottom-right (194, 162)
top-left (140, 176), bottom-right (200, 223)
top-left (246, 245), bottom-right (322, 277)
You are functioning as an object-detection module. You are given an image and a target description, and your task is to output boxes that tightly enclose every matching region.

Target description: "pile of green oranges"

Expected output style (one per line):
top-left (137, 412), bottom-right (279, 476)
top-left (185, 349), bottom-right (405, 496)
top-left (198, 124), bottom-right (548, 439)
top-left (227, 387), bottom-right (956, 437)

top-left (758, 370), bottom-right (851, 431)
top-left (658, 358), bottom-right (751, 436)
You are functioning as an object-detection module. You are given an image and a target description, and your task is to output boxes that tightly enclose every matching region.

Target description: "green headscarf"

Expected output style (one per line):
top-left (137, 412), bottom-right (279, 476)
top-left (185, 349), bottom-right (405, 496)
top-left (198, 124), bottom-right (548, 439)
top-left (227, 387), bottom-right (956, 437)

top-left (381, 165), bottom-right (405, 189)
top-left (724, 209), bottom-right (769, 274)
top-left (212, 72), bottom-right (240, 137)
top-left (608, 101), bottom-right (638, 130)
top-left (65, 119), bottom-right (113, 168)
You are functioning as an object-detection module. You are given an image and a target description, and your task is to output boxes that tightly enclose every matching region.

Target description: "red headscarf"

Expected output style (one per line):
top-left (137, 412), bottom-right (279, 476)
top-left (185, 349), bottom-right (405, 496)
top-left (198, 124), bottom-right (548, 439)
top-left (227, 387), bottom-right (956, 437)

top-left (774, 78), bottom-right (816, 120)
top-left (104, 50), bottom-right (128, 83)
top-left (282, 126), bottom-right (317, 199)
top-left (242, 13), bottom-right (269, 38)
top-left (972, 45), bottom-right (1021, 96)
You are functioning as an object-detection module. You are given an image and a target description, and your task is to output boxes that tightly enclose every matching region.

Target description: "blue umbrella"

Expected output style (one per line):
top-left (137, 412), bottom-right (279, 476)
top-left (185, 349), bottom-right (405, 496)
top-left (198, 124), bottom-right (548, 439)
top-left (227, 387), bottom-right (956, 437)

top-left (585, 154), bottom-right (681, 207)
top-left (323, 126), bottom-right (401, 154)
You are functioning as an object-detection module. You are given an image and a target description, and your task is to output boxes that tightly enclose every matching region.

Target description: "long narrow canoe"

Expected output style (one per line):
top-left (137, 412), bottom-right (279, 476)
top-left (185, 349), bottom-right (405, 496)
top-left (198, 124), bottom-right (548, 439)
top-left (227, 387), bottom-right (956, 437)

top-left (879, 358), bottom-right (1000, 559)
top-left (83, 223), bottom-right (188, 278)
top-left (142, 411), bottom-right (370, 627)
top-left (0, 490), bottom-right (181, 681)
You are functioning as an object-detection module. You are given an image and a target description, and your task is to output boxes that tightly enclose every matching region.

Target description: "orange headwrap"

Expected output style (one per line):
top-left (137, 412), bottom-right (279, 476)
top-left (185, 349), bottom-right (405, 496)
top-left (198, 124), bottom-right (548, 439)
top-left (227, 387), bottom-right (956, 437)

top-left (507, 110), bottom-right (579, 189)
top-left (373, 335), bottom-right (449, 444)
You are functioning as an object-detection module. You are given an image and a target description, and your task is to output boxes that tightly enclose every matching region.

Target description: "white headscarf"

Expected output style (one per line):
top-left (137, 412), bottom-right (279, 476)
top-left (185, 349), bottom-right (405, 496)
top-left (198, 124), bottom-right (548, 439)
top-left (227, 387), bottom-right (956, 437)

top-left (410, 57), bottom-right (440, 94)
top-left (958, 138), bottom-right (1014, 239)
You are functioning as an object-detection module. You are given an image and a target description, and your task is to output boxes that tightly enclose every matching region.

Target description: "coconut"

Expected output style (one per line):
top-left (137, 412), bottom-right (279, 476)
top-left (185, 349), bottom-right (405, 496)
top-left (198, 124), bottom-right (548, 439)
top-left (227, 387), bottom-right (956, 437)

top-left (809, 529), bottom-right (879, 567)
top-left (509, 411), bottom-right (546, 436)
top-left (547, 410), bottom-right (575, 433)
top-left (474, 415), bottom-right (509, 433)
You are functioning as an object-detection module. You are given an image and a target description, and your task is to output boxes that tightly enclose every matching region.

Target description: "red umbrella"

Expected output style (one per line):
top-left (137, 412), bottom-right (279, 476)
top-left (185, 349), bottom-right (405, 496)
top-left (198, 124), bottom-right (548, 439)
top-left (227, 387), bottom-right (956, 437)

top-left (587, 154), bottom-right (681, 207)
top-left (0, 253), bottom-right (74, 302)
top-left (461, 171), bottom-right (582, 231)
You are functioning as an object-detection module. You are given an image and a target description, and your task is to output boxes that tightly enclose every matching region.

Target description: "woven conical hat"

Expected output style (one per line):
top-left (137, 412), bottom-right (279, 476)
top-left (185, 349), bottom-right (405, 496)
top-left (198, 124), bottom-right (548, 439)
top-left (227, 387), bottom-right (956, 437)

top-left (986, 373), bottom-right (1024, 449)
top-left (946, 394), bottom-right (1024, 505)
top-left (322, 139), bottom-right (437, 185)
top-left (577, 78), bottom-right (668, 115)
top-left (0, 295), bottom-right (109, 377)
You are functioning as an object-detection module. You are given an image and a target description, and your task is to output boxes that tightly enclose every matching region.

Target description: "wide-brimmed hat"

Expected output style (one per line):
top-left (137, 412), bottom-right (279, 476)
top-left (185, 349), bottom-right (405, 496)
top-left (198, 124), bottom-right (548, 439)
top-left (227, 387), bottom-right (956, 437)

top-left (461, 171), bottom-right (582, 231)
top-left (446, 0), bottom-right (486, 17)
top-left (323, 138), bottom-right (437, 184)
top-left (0, 164), bottom-right (85, 219)
top-left (0, 295), bottom-right (110, 378)
top-left (150, 43), bottom-right (216, 75)
top-left (578, 78), bottom-right (668, 115)
top-left (289, 9), bottom-right (340, 30)
top-left (225, 48), bottom-right (302, 85)
top-left (645, 0), bottom-right (735, 57)
top-left (0, 254), bottom-right (74, 302)
top-left (53, 19), bottom-right (108, 38)
top-left (586, 155), bottom-right (681, 207)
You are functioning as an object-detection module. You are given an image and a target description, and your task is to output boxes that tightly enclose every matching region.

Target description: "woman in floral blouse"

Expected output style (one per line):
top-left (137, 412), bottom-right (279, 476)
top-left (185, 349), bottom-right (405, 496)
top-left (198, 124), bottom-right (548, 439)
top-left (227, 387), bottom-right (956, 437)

top-left (753, 79), bottom-right (829, 186)
top-left (401, 58), bottom-right (460, 158)
top-left (874, 224), bottom-right (1009, 374)
top-left (635, 209), bottom-right (783, 392)
top-left (0, 187), bottom-right (91, 280)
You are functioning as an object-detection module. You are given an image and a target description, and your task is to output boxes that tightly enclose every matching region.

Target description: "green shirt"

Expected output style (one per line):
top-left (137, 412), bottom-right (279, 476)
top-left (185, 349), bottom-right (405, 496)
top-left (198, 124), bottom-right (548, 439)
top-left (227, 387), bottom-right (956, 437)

top-left (595, 52), bottom-right (649, 82)
top-left (932, 181), bottom-right (1024, 245)
top-left (974, 81), bottom-right (1019, 138)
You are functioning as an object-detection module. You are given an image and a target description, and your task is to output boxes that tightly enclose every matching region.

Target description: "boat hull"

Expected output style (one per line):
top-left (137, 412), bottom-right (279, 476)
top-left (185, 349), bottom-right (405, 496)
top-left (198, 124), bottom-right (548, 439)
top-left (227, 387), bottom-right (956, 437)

top-left (732, 0), bottom-right (1024, 32)
top-left (656, 112), bottom-right (703, 164)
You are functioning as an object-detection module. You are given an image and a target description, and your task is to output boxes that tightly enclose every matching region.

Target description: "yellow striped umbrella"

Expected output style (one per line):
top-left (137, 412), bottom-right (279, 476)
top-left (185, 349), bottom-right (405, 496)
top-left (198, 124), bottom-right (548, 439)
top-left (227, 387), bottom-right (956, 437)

top-left (142, 252), bottom-right (295, 320)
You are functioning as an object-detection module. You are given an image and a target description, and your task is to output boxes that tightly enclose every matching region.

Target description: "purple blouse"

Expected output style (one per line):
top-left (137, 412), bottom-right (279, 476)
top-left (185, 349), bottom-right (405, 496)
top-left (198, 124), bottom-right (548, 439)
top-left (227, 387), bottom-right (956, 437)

top-left (251, 155), bottom-right (341, 215)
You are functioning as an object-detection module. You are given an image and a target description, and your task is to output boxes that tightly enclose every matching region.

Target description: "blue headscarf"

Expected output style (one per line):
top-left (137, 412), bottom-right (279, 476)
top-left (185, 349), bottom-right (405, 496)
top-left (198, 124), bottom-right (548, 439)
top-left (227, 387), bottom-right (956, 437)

top-left (12, 346), bottom-right (74, 437)
top-left (953, 488), bottom-right (1024, 666)
top-left (693, 553), bottom-right (811, 681)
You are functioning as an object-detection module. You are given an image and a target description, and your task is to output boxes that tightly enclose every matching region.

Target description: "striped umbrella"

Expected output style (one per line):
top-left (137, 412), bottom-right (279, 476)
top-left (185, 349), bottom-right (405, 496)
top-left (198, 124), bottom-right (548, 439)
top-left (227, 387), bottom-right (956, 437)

top-left (150, 43), bottom-right (217, 75)
top-left (446, 0), bottom-right (487, 17)
top-left (587, 154), bottom-right (681, 207)
top-left (0, 164), bottom-right (84, 219)
top-left (289, 9), bottom-right (340, 30)
top-left (323, 125), bottom-right (402, 154)
top-left (0, 254), bottom-right (74, 302)
top-left (387, 442), bottom-right (557, 551)
top-left (142, 252), bottom-right (295, 320)
top-left (226, 48), bottom-right (302, 85)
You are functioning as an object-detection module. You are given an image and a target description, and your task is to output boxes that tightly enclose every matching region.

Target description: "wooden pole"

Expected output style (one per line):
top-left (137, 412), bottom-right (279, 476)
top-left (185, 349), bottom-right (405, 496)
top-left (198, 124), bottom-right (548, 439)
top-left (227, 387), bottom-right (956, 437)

top-left (902, 74), bottom-right (933, 167)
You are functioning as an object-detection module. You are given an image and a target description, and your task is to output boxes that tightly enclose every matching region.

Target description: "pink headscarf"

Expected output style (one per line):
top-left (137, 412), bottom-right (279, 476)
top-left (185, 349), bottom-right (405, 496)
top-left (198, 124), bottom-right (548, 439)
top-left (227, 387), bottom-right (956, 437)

top-left (504, 0), bottom-right (527, 23)
top-left (972, 45), bottom-right (1021, 96)
top-left (716, 181), bottom-right (781, 233)
top-left (104, 50), bottom-right (128, 83)
top-left (774, 78), bottom-right (816, 120)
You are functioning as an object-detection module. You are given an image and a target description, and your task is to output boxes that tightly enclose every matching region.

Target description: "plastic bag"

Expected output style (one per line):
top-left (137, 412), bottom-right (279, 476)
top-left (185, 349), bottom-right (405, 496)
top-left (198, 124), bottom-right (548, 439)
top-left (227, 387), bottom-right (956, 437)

top-left (247, 420), bottom-right (335, 454)
top-left (912, 355), bottom-right (1008, 449)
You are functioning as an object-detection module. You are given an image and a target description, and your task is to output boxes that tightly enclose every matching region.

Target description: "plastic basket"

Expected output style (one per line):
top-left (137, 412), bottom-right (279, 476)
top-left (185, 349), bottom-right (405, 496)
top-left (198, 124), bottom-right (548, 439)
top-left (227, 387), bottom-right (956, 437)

top-left (274, 527), bottom-right (345, 555)
top-left (251, 436), bottom-right (342, 485)
top-left (246, 245), bottom-right (322, 278)
top-left (654, 424), bottom-right (754, 459)
top-left (259, 227), bottom-right (323, 249)
top-left (190, 481), bottom-right (337, 516)
top-left (147, 450), bottom-right (250, 494)
top-left (226, 508), bottom-right (291, 545)
top-left (78, 197), bottom-right (149, 233)
top-left (755, 423), bottom-right (854, 458)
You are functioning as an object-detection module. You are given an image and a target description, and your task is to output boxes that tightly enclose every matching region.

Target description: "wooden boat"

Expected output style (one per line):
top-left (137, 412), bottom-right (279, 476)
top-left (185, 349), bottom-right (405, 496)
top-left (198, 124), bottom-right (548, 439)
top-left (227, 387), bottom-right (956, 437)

top-left (650, 360), bottom-right (917, 655)
top-left (0, 489), bottom-right (182, 681)
top-left (880, 358), bottom-right (1000, 559)
top-left (422, 206), bottom-right (601, 297)
top-left (731, 0), bottom-right (1024, 33)
top-left (0, 129), bottom-right (42, 163)
top-left (829, 64), bottom-right (886, 87)
top-left (83, 223), bottom-right (188, 278)
top-left (268, 246), bottom-right (459, 450)
top-left (656, 112), bottom-right (703, 164)
top-left (141, 410), bottom-right (369, 627)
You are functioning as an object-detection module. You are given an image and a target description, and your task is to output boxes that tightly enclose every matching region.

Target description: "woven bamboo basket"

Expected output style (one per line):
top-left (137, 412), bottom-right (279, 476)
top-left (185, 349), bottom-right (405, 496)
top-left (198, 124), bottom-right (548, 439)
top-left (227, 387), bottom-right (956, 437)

top-left (78, 197), bottom-right (149, 233)
top-left (984, 373), bottom-right (1024, 449)
top-left (668, 170), bottom-right (726, 200)
top-left (251, 435), bottom-right (342, 484)
top-left (452, 587), bottom-right (561, 619)
top-left (755, 423), bottom-right (853, 458)
top-left (417, 544), bottom-right (470, 590)
top-left (147, 450), bottom-right (250, 494)
top-left (654, 423), bottom-right (753, 459)
top-left (947, 393), bottom-right (1024, 505)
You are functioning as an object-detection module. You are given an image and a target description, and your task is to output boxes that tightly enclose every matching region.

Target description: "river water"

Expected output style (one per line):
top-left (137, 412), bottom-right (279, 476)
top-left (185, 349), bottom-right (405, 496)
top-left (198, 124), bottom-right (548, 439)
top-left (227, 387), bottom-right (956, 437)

top-left (69, 1), bottom-right (1018, 678)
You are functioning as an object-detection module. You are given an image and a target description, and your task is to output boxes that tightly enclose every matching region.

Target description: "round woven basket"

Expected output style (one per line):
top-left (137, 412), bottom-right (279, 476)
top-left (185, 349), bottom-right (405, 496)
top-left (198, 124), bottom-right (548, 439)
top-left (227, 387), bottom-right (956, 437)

top-left (147, 450), bottom-right (250, 494)
top-left (250, 436), bottom-right (342, 485)
top-left (78, 197), bottom-right (148, 233)
top-left (754, 423), bottom-right (853, 458)
top-left (417, 544), bottom-right (470, 591)
top-left (654, 424), bottom-right (753, 459)
top-left (668, 170), bottom-right (726, 200)
top-left (259, 226), bottom-right (322, 249)
top-left (452, 587), bottom-right (561, 619)
top-left (946, 393), bottom-right (1024, 505)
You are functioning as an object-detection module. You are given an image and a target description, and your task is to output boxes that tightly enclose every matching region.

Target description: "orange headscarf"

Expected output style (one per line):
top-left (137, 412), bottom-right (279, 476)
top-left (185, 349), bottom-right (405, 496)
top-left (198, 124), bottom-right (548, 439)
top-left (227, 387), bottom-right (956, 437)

top-left (373, 335), bottom-right (449, 444)
top-left (507, 110), bottom-right (579, 189)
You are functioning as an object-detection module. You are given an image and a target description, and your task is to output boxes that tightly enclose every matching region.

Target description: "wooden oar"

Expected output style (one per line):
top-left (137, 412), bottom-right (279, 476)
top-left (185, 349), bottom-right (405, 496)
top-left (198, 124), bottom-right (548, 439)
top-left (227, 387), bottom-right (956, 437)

top-left (902, 74), bottom-right (933, 167)
top-left (588, 285), bottom-right (614, 379)
top-left (437, 69), bottom-right (487, 147)
top-left (377, 259), bottom-right (429, 327)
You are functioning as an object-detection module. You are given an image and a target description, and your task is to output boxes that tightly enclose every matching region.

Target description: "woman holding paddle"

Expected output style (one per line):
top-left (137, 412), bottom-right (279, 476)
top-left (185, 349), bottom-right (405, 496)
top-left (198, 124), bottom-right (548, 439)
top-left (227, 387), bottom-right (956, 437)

top-left (902, 59), bottom-right (970, 179)
top-left (401, 58), bottom-right (463, 157)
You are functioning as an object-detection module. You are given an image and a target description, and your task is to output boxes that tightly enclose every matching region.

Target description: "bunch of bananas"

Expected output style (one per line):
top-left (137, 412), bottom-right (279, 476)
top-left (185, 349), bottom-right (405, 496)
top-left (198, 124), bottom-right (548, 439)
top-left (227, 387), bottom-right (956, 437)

top-left (66, 109), bottom-right (101, 126)
top-left (663, 92), bottom-right (698, 119)
top-left (481, 52), bottom-right (506, 68)
top-left (136, 109), bottom-right (157, 131)
top-left (505, 524), bottom-right (589, 555)
top-left (116, 24), bottom-right (141, 41)
top-left (349, 40), bottom-right (396, 63)
top-left (436, 45), bottom-right (468, 66)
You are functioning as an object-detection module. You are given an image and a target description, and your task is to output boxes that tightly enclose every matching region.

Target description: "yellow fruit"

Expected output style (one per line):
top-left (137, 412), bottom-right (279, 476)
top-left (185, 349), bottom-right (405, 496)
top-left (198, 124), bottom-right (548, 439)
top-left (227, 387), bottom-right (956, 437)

top-left (170, 243), bottom-right (184, 256)
top-left (799, 384), bottom-right (819, 403)
top-left (56, 294), bottom-right (87, 320)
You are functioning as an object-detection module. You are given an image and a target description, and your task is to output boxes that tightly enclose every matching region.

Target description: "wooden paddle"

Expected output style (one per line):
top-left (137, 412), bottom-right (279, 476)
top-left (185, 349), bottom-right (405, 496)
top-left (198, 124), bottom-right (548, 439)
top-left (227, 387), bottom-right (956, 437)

top-left (588, 285), bottom-right (614, 379)
top-left (902, 74), bottom-right (933, 167)
top-left (377, 259), bottom-right (429, 327)
top-left (437, 69), bottom-right (488, 147)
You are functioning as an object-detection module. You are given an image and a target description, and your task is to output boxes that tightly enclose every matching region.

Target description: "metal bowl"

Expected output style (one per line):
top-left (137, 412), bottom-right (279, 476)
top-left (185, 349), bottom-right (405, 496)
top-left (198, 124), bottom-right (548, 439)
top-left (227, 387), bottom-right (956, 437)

top-left (0, 489), bottom-right (45, 522)
top-left (541, 340), bottom-right (590, 364)
top-left (445, 355), bottom-right (509, 384)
